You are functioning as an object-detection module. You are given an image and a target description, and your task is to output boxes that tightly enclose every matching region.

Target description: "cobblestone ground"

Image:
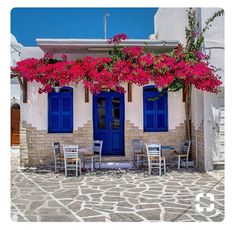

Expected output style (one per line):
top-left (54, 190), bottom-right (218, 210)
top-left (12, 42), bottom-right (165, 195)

top-left (11, 149), bottom-right (224, 222)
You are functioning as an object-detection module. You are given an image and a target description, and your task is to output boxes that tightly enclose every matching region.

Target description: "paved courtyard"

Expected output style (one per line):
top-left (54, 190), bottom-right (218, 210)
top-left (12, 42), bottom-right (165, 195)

top-left (11, 148), bottom-right (224, 222)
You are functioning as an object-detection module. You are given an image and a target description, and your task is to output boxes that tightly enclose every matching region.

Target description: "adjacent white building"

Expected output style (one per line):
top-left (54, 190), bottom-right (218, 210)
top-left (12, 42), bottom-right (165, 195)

top-left (154, 8), bottom-right (224, 170)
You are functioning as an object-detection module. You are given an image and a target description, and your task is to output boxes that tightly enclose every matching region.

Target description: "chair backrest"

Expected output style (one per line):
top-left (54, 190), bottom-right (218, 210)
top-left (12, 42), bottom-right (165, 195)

top-left (63, 145), bottom-right (79, 159)
top-left (180, 140), bottom-right (191, 156)
top-left (52, 142), bottom-right (61, 158)
top-left (132, 139), bottom-right (143, 153)
top-left (93, 140), bottom-right (103, 155)
top-left (146, 144), bottom-right (161, 158)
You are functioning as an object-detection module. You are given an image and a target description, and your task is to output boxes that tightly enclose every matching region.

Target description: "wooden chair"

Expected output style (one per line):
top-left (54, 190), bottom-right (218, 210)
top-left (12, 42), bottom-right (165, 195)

top-left (81, 140), bottom-right (103, 171)
top-left (93, 140), bottom-right (103, 169)
top-left (132, 139), bottom-right (147, 169)
top-left (63, 145), bottom-right (81, 177)
top-left (172, 140), bottom-right (191, 170)
top-left (52, 141), bottom-right (64, 173)
top-left (146, 143), bottom-right (166, 176)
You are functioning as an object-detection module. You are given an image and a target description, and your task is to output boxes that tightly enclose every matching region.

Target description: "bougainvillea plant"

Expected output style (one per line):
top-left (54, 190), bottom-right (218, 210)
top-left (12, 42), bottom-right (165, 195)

top-left (11, 31), bottom-right (222, 95)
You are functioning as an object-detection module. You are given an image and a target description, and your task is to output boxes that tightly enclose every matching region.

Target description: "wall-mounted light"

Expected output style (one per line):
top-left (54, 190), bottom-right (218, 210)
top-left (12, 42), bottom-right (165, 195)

top-left (53, 86), bottom-right (61, 93)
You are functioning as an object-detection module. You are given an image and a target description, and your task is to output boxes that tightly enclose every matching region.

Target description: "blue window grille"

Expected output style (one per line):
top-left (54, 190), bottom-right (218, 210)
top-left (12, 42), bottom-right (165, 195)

top-left (48, 87), bottom-right (73, 133)
top-left (143, 85), bottom-right (168, 132)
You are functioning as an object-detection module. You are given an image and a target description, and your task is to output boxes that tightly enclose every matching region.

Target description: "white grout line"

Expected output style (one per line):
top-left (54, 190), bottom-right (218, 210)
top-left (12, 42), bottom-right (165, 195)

top-left (11, 202), bottom-right (29, 222)
top-left (19, 171), bottom-right (84, 222)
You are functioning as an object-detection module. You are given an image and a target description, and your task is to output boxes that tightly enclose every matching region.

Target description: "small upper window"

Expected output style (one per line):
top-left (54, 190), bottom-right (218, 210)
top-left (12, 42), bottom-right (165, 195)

top-left (48, 87), bottom-right (73, 133)
top-left (143, 86), bottom-right (168, 132)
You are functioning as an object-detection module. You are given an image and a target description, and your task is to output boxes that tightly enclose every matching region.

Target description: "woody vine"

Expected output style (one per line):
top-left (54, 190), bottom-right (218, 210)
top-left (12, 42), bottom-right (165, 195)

top-left (11, 8), bottom-right (224, 140)
top-left (183, 8), bottom-right (224, 140)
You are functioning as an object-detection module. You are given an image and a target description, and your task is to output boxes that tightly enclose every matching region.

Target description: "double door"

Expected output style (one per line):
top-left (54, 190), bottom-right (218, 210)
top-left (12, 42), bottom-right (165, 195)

top-left (93, 92), bottom-right (124, 155)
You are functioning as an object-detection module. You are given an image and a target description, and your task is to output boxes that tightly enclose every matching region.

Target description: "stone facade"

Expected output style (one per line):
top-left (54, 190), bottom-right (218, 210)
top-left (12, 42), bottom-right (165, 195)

top-left (191, 122), bottom-right (204, 170)
top-left (125, 120), bottom-right (186, 160)
top-left (20, 121), bottom-right (93, 167)
top-left (20, 122), bottom-right (29, 167)
top-left (20, 119), bottom-right (187, 167)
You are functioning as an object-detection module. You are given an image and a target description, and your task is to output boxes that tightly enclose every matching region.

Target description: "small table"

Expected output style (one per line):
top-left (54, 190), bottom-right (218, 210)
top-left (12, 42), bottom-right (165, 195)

top-left (161, 145), bottom-right (174, 150)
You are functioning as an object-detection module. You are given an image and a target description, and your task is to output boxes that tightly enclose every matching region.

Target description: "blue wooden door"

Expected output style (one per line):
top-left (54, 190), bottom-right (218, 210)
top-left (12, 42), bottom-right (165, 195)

top-left (93, 92), bottom-right (124, 156)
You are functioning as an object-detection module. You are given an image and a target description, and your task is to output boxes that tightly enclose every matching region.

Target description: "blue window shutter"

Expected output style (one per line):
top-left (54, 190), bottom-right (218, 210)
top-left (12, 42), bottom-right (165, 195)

top-left (156, 91), bottom-right (168, 131)
top-left (48, 87), bottom-right (73, 133)
top-left (143, 86), bottom-right (168, 132)
top-left (60, 94), bottom-right (73, 132)
top-left (144, 91), bottom-right (156, 131)
top-left (48, 94), bottom-right (61, 133)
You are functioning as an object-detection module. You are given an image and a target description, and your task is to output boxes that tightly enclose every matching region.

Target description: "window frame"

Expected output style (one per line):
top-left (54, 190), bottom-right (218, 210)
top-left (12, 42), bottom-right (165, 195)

top-left (48, 86), bottom-right (73, 133)
top-left (143, 85), bottom-right (168, 132)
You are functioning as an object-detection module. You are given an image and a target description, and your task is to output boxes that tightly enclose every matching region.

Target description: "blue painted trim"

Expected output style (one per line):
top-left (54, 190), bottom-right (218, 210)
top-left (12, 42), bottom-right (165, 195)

top-left (48, 86), bottom-right (73, 133)
top-left (93, 91), bottom-right (125, 156)
top-left (143, 85), bottom-right (168, 132)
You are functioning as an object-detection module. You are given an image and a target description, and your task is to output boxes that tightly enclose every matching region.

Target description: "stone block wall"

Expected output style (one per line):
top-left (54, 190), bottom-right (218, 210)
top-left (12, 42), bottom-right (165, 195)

top-left (20, 122), bottom-right (29, 167)
top-left (191, 122), bottom-right (204, 170)
top-left (20, 120), bottom-right (187, 167)
top-left (20, 121), bottom-right (93, 167)
top-left (125, 120), bottom-right (186, 160)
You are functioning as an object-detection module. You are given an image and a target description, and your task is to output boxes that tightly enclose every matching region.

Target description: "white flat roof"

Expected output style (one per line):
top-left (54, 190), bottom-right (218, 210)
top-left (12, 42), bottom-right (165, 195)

top-left (36, 38), bottom-right (179, 53)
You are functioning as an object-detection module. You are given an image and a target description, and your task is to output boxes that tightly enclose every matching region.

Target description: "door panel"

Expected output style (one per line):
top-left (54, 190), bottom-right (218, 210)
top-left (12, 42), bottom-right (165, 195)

top-left (93, 92), bottom-right (124, 156)
top-left (11, 107), bottom-right (20, 145)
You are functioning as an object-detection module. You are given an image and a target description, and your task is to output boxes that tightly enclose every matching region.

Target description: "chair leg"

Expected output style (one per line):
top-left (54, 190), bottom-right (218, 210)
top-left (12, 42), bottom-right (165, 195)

top-left (164, 159), bottom-right (166, 174)
top-left (65, 161), bottom-right (67, 177)
top-left (148, 162), bottom-right (151, 175)
top-left (137, 156), bottom-right (140, 169)
top-left (99, 156), bottom-right (101, 169)
top-left (91, 156), bottom-right (94, 173)
top-left (76, 160), bottom-right (78, 177)
top-left (55, 161), bottom-right (57, 173)
top-left (93, 157), bottom-right (95, 169)
top-left (186, 156), bottom-right (188, 168)
top-left (79, 160), bottom-right (82, 175)
top-left (178, 156), bottom-right (181, 170)
top-left (159, 160), bottom-right (161, 176)
top-left (170, 153), bottom-right (173, 167)
top-left (83, 157), bottom-right (85, 170)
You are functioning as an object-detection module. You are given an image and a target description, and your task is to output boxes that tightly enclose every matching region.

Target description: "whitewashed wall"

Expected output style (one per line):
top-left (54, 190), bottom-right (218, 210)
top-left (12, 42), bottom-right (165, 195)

top-left (22, 81), bottom-right (185, 131)
top-left (11, 34), bottom-right (22, 102)
top-left (154, 8), bottom-right (224, 170)
top-left (201, 8), bottom-right (224, 170)
top-left (21, 82), bottom-right (93, 130)
top-left (154, 8), bottom-right (189, 45)
top-left (125, 84), bottom-right (185, 130)
top-left (20, 47), bottom-right (185, 131)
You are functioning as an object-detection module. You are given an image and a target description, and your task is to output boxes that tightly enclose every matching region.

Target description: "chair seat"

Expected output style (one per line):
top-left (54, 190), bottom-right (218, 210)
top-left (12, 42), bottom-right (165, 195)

top-left (172, 152), bottom-right (187, 157)
top-left (56, 156), bottom-right (64, 160)
top-left (135, 152), bottom-right (146, 156)
top-left (149, 156), bottom-right (165, 161)
top-left (65, 158), bottom-right (80, 163)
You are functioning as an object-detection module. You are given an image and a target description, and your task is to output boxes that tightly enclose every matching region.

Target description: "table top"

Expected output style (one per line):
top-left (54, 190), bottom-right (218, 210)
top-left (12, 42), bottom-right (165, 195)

top-left (161, 145), bottom-right (175, 150)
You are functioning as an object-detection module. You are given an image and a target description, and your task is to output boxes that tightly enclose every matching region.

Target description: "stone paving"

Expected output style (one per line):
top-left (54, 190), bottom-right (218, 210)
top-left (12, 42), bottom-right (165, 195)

top-left (11, 148), bottom-right (224, 222)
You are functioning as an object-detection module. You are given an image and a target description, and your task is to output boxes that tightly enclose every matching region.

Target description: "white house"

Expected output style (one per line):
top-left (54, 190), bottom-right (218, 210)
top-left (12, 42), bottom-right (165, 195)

top-left (11, 34), bottom-right (22, 146)
top-left (12, 8), bottom-right (224, 171)
top-left (11, 34), bottom-right (45, 146)
top-left (154, 8), bottom-right (224, 170)
top-left (13, 37), bottom-right (192, 167)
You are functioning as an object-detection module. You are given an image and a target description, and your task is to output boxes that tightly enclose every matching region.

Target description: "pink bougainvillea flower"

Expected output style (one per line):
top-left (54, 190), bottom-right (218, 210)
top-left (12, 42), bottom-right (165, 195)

top-left (108, 33), bottom-right (128, 44)
top-left (11, 36), bottom-right (222, 94)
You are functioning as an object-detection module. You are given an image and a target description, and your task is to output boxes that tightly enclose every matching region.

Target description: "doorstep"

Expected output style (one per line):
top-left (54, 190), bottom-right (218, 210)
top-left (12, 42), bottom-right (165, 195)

top-left (101, 156), bottom-right (131, 162)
